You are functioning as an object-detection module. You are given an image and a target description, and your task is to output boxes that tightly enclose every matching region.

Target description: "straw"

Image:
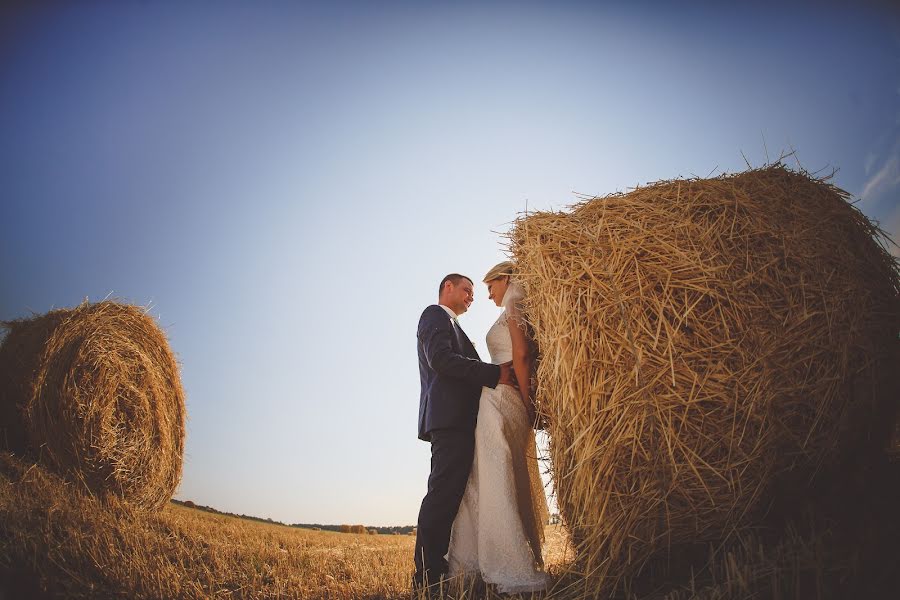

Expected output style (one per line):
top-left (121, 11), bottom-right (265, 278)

top-left (509, 164), bottom-right (900, 594)
top-left (0, 301), bottom-right (186, 510)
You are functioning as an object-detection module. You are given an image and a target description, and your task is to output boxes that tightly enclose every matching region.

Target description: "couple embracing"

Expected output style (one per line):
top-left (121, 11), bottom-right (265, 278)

top-left (413, 262), bottom-right (549, 596)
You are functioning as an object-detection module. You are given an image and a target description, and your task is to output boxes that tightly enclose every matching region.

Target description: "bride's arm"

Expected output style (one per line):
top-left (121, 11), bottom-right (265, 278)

top-left (507, 305), bottom-right (535, 423)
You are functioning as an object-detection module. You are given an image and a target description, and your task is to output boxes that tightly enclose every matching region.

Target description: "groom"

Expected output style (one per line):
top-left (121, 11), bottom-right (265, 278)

top-left (413, 273), bottom-right (515, 591)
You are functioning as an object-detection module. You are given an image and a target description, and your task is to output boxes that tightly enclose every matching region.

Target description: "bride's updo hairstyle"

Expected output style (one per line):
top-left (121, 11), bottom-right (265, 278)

top-left (483, 261), bottom-right (516, 283)
top-left (484, 261), bottom-right (525, 309)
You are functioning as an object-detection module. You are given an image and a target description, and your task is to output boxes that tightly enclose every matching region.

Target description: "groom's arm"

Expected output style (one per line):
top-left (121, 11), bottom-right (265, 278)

top-left (418, 306), bottom-right (501, 388)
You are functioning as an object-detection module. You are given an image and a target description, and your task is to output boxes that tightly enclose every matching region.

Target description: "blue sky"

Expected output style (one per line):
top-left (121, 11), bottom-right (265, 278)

top-left (2, 2), bottom-right (898, 526)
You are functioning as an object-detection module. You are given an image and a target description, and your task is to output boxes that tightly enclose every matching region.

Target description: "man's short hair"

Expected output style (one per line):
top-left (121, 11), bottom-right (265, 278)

top-left (438, 273), bottom-right (473, 298)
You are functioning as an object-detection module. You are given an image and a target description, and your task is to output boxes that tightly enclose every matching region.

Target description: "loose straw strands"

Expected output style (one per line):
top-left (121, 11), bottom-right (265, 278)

top-left (510, 164), bottom-right (900, 595)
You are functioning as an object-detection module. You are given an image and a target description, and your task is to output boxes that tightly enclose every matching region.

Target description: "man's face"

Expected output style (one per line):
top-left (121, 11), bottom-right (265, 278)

top-left (443, 278), bottom-right (475, 315)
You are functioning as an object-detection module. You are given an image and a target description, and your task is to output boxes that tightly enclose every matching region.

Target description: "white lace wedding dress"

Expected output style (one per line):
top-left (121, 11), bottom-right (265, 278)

top-left (447, 293), bottom-right (550, 594)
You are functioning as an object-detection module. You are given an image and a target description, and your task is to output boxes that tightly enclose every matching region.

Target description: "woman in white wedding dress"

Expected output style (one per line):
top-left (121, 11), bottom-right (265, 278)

top-left (447, 261), bottom-right (550, 594)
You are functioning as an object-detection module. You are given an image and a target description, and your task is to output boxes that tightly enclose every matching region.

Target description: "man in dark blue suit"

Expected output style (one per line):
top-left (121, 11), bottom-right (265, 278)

top-left (412, 273), bottom-right (515, 591)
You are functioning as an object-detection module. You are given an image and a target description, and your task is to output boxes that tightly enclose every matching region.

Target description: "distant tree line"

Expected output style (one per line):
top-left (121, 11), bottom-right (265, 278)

top-left (171, 499), bottom-right (415, 535)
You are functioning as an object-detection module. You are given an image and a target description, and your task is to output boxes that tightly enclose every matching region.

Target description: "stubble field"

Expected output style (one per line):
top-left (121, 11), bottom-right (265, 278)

top-left (3, 449), bottom-right (898, 599)
top-left (0, 451), bottom-right (576, 599)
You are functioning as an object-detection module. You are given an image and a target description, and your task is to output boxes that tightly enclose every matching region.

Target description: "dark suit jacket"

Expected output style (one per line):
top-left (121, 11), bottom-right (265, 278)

top-left (417, 304), bottom-right (501, 441)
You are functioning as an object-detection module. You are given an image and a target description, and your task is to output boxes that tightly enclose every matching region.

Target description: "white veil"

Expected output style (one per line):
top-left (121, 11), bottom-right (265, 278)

top-left (501, 278), bottom-right (526, 311)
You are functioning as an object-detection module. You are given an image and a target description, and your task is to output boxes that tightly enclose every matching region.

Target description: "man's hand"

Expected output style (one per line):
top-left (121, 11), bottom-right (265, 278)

top-left (498, 361), bottom-right (519, 388)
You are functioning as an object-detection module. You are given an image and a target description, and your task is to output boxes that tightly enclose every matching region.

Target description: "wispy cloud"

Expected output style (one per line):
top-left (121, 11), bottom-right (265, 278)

top-left (861, 151), bottom-right (900, 203)
top-left (859, 130), bottom-right (900, 252)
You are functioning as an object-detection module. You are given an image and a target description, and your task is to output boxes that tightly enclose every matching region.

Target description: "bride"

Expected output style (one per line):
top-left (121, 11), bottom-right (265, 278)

top-left (447, 261), bottom-right (550, 594)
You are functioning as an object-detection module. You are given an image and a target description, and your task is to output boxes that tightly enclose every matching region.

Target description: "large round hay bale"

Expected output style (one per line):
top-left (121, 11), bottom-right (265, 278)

top-left (510, 165), bottom-right (900, 591)
top-left (0, 301), bottom-right (185, 510)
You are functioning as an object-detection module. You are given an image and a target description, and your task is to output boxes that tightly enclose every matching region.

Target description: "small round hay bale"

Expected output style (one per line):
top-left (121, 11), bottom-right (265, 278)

top-left (510, 165), bottom-right (900, 592)
top-left (0, 301), bottom-right (185, 510)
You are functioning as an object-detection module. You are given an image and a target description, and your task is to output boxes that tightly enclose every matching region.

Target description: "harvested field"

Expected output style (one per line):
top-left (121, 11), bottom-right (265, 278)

top-left (0, 452), bottom-right (416, 599)
top-left (0, 452), bottom-right (574, 599)
top-left (2, 451), bottom-right (898, 599)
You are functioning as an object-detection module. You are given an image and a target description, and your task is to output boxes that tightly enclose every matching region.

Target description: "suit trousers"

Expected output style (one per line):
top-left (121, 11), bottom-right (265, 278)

top-left (413, 428), bottom-right (476, 585)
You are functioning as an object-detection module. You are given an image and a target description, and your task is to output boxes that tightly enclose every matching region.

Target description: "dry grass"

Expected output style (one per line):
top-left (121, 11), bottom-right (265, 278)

top-left (0, 452), bottom-right (416, 599)
top-left (2, 451), bottom-right (897, 599)
top-left (0, 451), bottom-right (595, 599)
top-left (509, 164), bottom-right (900, 595)
top-left (0, 452), bottom-right (572, 600)
top-left (0, 301), bottom-right (185, 509)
